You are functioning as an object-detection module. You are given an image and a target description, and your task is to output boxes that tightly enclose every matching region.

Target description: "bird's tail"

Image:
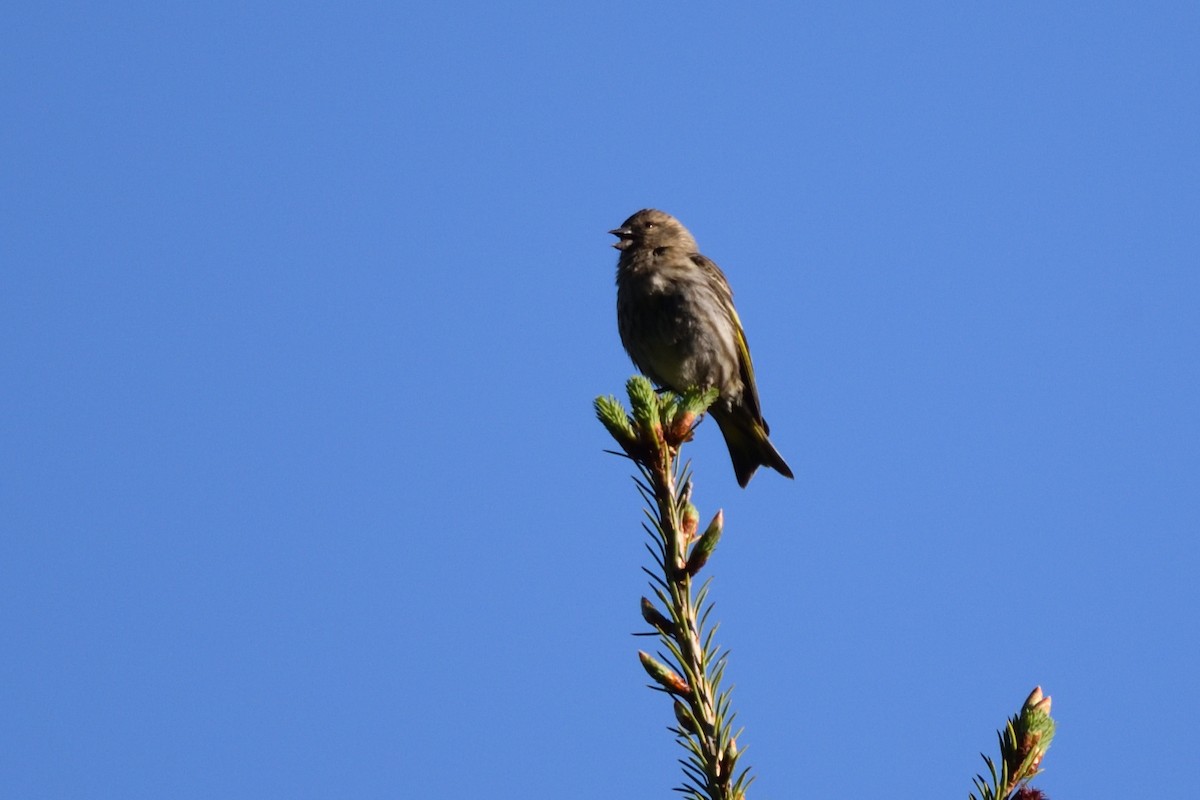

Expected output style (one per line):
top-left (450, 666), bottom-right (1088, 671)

top-left (712, 409), bottom-right (794, 488)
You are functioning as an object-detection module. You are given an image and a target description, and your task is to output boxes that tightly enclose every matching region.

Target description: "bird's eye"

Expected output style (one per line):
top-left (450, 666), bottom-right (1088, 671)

top-left (645, 221), bottom-right (656, 229)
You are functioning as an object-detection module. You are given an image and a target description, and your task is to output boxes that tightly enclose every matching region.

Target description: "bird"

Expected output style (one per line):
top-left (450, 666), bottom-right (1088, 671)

top-left (610, 208), bottom-right (793, 487)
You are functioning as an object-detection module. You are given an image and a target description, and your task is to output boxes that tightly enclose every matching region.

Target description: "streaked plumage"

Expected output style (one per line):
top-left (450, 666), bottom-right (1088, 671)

top-left (610, 209), bottom-right (793, 487)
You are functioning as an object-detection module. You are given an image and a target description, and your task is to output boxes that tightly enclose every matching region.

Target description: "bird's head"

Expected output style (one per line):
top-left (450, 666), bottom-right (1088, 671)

top-left (609, 209), bottom-right (696, 252)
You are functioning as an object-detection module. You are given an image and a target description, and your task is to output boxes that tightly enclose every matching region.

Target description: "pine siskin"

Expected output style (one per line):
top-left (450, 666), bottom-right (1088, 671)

top-left (611, 209), bottom-right (793, 487)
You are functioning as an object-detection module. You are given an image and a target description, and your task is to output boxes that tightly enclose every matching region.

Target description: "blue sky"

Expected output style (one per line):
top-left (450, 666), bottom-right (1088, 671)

top-left (3, 3), bottom-right (1197, 798)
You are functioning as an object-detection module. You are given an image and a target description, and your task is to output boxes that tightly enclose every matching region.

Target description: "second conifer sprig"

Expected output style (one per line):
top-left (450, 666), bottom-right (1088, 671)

top-left (971, 686), bottom-right (1056, 800)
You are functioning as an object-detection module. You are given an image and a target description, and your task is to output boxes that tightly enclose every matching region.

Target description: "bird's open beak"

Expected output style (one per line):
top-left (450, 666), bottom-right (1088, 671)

top-left (609, 227), bottom-right (633, 250)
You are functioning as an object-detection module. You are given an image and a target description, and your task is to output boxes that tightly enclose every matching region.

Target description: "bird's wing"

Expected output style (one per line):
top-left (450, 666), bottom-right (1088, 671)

top-left (689, 252), bottom-right (735, 307)
top-left (689, 253), bottom-right (765, 424)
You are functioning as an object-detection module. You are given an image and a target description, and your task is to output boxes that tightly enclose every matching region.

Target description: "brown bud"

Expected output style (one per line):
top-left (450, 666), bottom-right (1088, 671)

top-left (681, 503), bottom-right (700, 540)
top-left (638, 651), bottom-right (689, 694)
top-left (666, 410), bottom-right (699, 445)
top-left (685, 510), bottom-right (724, 576)
top-left (640, 597), bottom-right (672, 633)
top-left (673, 700), bottom-right (699, 735)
